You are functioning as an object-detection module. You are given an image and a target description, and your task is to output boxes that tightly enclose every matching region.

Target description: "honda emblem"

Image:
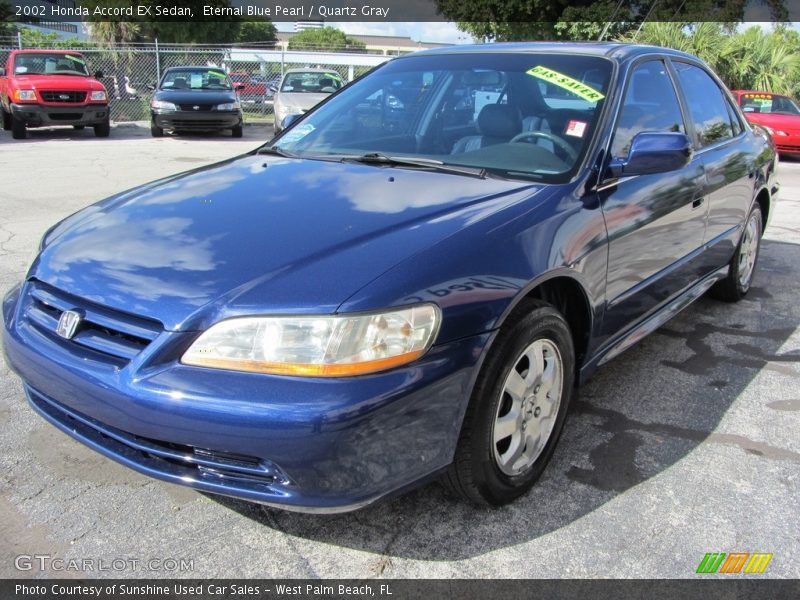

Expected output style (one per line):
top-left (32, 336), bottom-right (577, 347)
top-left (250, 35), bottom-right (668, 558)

top-left (56, 310), bottom-right (82, 340)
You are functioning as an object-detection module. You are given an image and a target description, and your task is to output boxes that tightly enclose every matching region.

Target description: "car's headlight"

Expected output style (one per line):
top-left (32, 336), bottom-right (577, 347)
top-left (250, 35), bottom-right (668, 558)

top-left (216, 101), bottom-right (240, 111)
top-left (150, 100), bottom-right (177, 110)
top-left (14, 89), bottom-right (36, 101)
top-left (90, 90), bottom-right (107, 101)
top-left (762, 125), bottom-right (774, 135)
top-left (181, 304), bottom-right (441, 377)
top-left (774, 130), bottom-right (788, 136)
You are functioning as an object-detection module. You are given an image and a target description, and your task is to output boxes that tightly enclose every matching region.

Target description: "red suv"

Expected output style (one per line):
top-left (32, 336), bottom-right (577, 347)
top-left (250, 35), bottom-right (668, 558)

top-left (731, 89), bottom-right (800, 158)
top-left (0, 49), bottom-right (110, 139)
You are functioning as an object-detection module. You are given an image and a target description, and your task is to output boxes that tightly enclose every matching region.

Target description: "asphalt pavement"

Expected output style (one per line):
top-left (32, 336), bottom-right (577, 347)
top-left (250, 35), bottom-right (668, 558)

top-left (0, 124), bottom-right (798, 579)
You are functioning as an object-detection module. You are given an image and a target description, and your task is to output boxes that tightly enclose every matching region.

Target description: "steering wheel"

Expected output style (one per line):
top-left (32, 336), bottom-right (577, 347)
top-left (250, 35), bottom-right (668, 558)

top-left (510, 130), bottom-right (579, 162)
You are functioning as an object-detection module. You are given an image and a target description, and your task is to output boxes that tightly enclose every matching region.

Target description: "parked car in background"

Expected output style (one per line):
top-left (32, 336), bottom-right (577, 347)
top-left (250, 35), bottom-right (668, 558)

top-left (228, 71), bottom-right (267, 105)
top-left (272, 68), bottom-right (344, 132)
top-left (732, 89), bottom-right (800, 158)
top-left (3, 43), bottom-right (778, 513)
top-left (149, 66), bottom-right (245, 137)
top-left (0, 49), bottom-right (110, 139)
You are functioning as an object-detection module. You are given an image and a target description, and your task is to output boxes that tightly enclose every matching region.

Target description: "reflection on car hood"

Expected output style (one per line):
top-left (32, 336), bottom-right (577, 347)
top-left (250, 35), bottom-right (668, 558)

top-left (275, 92), bottom-right (330, 111)
top-left (32, 156), bottom-right (540, 331)
top-left (153, 89), bottom-right (238, 105)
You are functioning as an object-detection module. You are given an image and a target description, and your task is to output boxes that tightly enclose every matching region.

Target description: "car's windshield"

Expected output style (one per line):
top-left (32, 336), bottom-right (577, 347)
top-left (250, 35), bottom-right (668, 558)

top-left (739, 92), bottom-right (800, 116)
top-left (13, 53), bottom-right (90, 76)
top-left (160, 68), bottom-right (233, 91)
top-left (280, 71), bottom-right (344, 93)
top-left (270, 53), bottom-right (613, 182)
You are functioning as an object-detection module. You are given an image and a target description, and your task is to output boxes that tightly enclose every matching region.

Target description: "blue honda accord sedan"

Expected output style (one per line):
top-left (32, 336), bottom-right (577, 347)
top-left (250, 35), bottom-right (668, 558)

top-left (3, 43), bottom-right (778, 513)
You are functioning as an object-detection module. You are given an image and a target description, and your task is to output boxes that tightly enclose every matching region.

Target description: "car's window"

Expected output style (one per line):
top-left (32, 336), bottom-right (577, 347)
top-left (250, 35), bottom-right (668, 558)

top-left (610, 60), bottom-right (685, 159)
top-left (13, 53), bottom-right (90, 76)
top-left (160, 68), bottom-right (232, 91)
top-left (725, 97), bottom-right (743, 136)
top-left (739, 92), bottom-right (800, 116)
top-left (673, 62), bottom-right (735, 148)
top-left (270, 53), bottom-right (613, 183)
top-left (280, 71), bottom-right (344, 93)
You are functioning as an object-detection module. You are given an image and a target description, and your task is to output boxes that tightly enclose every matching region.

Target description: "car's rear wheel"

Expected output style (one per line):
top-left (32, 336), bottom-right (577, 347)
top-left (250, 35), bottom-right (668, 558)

top-left (710, 203), bottom-right (762, 302)
top-left (1, 107), bottom-right (11, 131)
top-left (11, 115), bottom-right (26, 139)
top-left (231, 124), bottom-right (243, 138)
top-left (94, 117), bottom-right (110, 138)
top-left (443, 300), bottom-right (575, 506)
top-left (150, 122), bottom-right (164, 137)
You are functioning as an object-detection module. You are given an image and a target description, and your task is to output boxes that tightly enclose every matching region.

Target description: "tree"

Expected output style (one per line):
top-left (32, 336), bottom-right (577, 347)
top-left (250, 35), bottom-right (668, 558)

top-left (236, 20), bottom-right (278, 47)
top-left (287, 27), bottom-right (365, 52)
top-left (434, 0), bottom-right (773, 42)
top-left (0, 0), bottom-right (16, 40)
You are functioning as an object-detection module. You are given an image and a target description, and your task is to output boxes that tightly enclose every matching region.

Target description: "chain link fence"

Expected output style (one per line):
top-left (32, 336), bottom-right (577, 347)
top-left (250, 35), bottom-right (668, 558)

top-left (0, 40), bottom-right (388, 123)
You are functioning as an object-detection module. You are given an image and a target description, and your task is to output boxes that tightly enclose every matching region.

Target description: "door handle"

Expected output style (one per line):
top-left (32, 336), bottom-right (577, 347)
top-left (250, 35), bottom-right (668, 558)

top-left (692, 197), bottom-right (705, 210)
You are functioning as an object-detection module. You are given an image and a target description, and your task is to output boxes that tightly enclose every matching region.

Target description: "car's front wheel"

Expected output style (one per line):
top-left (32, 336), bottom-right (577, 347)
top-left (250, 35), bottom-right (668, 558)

top-left (1, 107), bottom-right (11, 131)
top-left (94, 117), bottom-right (110, 138)
top-left (710, 203), bottom-right (762, 302)
top-left (444, 300), bottom-right (575, 506)
top-left (11, 115), bottom-right (26, 139)
top-left (151, 122), bottom-right (164, 137)
top-left (231, 124), bottom-right (243, 138)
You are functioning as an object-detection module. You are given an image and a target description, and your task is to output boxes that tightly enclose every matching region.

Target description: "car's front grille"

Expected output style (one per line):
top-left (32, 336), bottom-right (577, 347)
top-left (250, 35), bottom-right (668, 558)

top-left (165, 119), bottom-right (231, 128)
top-left (178, 104), bottom-right (213, 111)
top-left (48, 113), bottom-right (82, 120)
top-left (40, 91), bottom-right (87, 103)
top-left (24, 280), bottom-right (162, 365)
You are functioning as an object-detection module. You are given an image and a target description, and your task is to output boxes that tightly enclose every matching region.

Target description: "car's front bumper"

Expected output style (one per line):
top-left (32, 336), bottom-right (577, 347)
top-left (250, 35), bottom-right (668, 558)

top-left (772, 132), bottom-right (800, 155)
top-left (11, 102), bottom-right (108, 127)
top-left (3, 282), bottom-right (490, 513)
top-left (152, 110), bottom-right (242, 131)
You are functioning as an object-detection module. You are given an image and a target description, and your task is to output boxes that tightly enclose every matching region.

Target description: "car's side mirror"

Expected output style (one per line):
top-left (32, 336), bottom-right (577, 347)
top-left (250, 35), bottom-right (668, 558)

top-left (235, 83), bottom-right (246, 91)
top-left (608, 132), bottom-right (692, 177)
top-left (94, 70), bottom-right (104, 79)
top-left (281, 114), bottom-right (302, 130)
top-left (269, 84), bottom-right (278, 93)
top-left (0, 68), bottom-right (5, 77)
top-left (146, 83), bottom-right (156, 91)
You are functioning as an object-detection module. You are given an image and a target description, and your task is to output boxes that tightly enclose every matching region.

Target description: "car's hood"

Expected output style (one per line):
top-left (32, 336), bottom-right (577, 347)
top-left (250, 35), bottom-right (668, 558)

top-left (32, 155), bottom-right (541, 331)
top-left (14, 74), bottom-right (105, 92)
top-left (744, 111), bottom-right (800, 132)
top-left (155, 89), bottom-right (238, 105)
top-left (275, 92), bottom-right (330, 110)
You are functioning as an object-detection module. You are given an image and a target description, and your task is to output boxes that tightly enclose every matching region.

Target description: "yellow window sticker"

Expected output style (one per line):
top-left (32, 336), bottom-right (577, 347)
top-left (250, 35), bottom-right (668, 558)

top-left (527, 66), bottom-right (605, 102)
top-left (64, 54), bottom-right (86, 65)
top-left (209, 70), bottom-right (227, 79)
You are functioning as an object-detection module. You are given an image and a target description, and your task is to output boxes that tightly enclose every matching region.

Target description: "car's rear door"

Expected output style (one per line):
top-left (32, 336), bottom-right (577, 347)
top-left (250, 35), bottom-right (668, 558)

top-left (598, 58), bottom-right (708, 339)
top-left (670, 60), bottom-right (754, 271)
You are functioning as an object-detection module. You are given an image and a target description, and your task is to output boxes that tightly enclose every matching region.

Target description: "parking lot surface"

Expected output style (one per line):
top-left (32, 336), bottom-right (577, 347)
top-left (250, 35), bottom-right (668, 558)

top-left (1, 125), bottom-right (798, 579)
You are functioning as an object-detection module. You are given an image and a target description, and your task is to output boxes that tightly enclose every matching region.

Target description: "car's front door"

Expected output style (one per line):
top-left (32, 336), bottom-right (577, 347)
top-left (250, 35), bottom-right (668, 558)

top-left (598, 58), bottom-right (708, 340)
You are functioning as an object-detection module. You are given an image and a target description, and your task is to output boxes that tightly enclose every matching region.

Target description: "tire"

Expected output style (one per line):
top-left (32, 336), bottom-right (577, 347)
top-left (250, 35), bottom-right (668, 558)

top-left (443, 300), bottom-right (575, 506)
top-left (709, 204), bottom-right (762, 302)
top-left (11, 115), bottom-right (26, 139)
top-left (94, 117), bottom-right (110, 138)
top-left (1, 107), bottom-right (11, 131)
top-left (150, 122), bottom-right (164, 137)
top-left (73, 125), bottom-right (85, 130)
top-left (231, 124), bottom-right (243, 138)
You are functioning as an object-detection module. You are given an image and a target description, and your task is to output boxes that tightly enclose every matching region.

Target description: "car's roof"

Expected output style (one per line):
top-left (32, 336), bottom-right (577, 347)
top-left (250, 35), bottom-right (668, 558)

top-left (410, 41), bottom-right (700, 62)
top-left (12, 49), bottom-right (85, 55)
top-left (732, 89), bottom-right (792, 97)
top-left (163, 66), bottom-right (227, 71)
top-left (282, 68), bottom-right (341, 74)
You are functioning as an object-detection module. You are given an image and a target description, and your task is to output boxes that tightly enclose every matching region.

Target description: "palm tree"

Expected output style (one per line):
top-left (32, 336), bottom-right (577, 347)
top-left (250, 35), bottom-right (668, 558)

top-left (88, 22), bottom-right (141, 101)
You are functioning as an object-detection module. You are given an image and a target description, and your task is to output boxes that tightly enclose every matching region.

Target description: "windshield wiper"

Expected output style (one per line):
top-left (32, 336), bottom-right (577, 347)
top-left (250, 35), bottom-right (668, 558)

top-left (255, 145), bottom-right (301, 158)
top-left (342, 152), bottom-right (487, 179)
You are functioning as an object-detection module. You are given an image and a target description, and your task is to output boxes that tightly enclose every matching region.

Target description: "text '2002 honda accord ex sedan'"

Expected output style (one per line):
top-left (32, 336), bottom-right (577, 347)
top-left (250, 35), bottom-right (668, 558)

top-left (3, 43), bottom-right (779, 513)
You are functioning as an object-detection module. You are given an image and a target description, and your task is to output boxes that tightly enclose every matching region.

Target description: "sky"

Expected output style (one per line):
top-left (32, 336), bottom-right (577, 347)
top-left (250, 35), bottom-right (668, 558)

top-left (274, 21), bottom-right (474, 44)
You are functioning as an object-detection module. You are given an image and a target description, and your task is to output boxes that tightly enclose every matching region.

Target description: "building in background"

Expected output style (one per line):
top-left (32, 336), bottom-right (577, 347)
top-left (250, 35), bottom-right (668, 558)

top-left (295, 21), bottom-right (325, 32)
top-left (275, 31), bottom-right (451, 55)
top-left (13, 0), bottom-right (86, 38)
